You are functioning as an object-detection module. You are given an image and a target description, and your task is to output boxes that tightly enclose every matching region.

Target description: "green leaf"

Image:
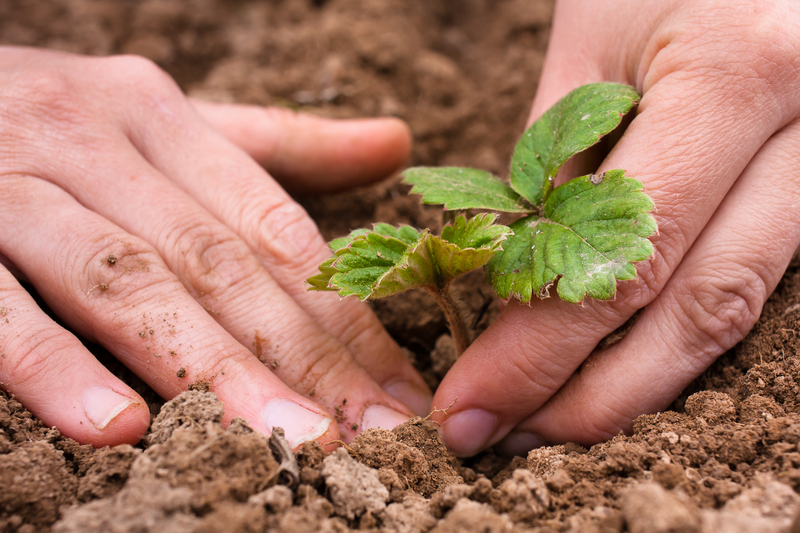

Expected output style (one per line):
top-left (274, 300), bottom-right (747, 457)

top-left (432, 213), bottom-right (513, 281)
top-left (486, 169), bottom-right (657, 303)
top-left (509, 83), bottom-right (641, 206)
top-left (308, 215), bottom-right (512, 300)
top-left (403, 167), bottom-right (533, 213)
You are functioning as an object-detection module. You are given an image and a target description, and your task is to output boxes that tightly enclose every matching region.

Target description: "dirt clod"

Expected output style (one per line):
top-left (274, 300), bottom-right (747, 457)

top-left (322, 448), bottom-right (389, 521)
top-left (351, 418), bottom-right (462, 497)
top-left (147, 390), bottom-right (223, 446)
top-left (622, 482), bottom-right (702, 533)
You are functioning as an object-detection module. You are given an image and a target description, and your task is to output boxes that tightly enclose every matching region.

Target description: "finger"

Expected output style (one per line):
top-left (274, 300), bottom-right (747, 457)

top-left (0, 265), bottom-right (150, 447)
top-left (432, 38), bottom-right (798, 455)
top-left (0, 175), bottom-right (341, 449)
top-left (49, 134), bottom-right (417, 438)
top-left (0, 252), bottom-right (25, 283)
top-left (496, 118), bottom-right (800, 452)
top-left (190, 99), bottom-right (412, 195)
top-left (97, 58), bottom-right (430, 415)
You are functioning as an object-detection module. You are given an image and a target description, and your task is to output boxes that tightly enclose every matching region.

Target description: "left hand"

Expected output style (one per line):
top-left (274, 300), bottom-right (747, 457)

top-left (433, 0), bottom-right (800, 456)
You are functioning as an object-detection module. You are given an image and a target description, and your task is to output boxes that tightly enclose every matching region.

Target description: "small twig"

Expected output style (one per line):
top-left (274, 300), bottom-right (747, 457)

top-left (85, 283), bottom-right (108, 297)
top-left (423, 397), bottom-right (458, 423)
top-left (329, 440), bottom-right (361, 458)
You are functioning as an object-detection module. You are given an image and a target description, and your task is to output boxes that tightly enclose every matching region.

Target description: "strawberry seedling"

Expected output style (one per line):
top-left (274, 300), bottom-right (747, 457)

top-left (308, 83), bottom-right (657, 355)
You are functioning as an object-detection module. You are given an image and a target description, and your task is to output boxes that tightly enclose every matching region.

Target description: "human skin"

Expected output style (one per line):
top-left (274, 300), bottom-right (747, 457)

top-left (436, 0), bottom-right (800, 456)
top-left (0, 46), bottom-right (433, 448)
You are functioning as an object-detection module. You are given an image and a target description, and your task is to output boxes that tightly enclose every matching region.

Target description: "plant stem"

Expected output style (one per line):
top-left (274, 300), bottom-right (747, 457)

top-left (429, 284), bottom-right (471, 356)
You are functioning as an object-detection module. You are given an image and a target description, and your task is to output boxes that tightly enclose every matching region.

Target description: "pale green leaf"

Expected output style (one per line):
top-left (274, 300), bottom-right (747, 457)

top-left (486, 169), bottom-right (657, 303)
top-left (402, 167), bottom-right (533, 213)
top-left (510, 83), bottom-right (640, 206)
top-left (308, 215), bottom-right (512, 300)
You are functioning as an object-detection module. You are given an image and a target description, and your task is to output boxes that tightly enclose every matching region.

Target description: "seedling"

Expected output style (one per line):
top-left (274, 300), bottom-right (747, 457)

top-left (308, 83), bottom-right (657, 355)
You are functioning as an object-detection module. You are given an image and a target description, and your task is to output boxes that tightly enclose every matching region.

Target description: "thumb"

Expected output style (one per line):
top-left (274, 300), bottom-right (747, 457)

top-left (525, 1), bottom-right (630, 180)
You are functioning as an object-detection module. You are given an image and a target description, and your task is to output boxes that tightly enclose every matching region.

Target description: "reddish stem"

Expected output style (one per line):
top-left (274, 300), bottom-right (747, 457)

top-left (429, 284), bottom-right (471, 356)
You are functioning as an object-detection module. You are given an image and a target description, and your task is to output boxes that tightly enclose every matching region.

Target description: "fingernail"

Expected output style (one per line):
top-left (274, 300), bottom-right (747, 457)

top-left (261, 399), bottom-right (332, 448)
top-left (361, 404), bottom-right (411, 431)
top-left (442, 409), bottom-right (500, 457)
top-left (494, 431), bottom-right (548, 457)
top-left (83, 387), bottom-right (135, 430)
top-left (384, 381), bottom-right (432, 416)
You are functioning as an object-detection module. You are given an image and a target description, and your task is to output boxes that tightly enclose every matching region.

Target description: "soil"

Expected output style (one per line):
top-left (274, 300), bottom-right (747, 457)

top-left (2, 1), bottom-right (800, 532)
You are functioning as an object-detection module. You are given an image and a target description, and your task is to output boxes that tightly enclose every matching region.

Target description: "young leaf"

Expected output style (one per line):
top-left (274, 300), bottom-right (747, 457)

top-left (510, 83), bottom-right (641, 206)
top-left (308, 214), bottom-right (512, 300)
top-left (486, 169), bottom-right (657, 304)
top-left (403, 167), bottom-right (533, 213)
top-left (431, 213), bottom-right (513, 281)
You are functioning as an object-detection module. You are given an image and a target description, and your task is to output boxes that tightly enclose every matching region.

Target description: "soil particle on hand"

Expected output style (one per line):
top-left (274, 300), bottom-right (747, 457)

top-left (321, 447), bottom-right (389, 521)
top-left (188, 379), bottom-right (212, 392)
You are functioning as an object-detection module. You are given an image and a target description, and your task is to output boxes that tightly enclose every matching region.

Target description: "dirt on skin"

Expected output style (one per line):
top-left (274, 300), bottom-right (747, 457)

top-left (3, 0), bottom-right (800, 532)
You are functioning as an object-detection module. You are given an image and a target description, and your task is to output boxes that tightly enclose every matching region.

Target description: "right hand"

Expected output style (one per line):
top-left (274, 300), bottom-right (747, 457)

top-left (0, 46), bottom-right (432, 448)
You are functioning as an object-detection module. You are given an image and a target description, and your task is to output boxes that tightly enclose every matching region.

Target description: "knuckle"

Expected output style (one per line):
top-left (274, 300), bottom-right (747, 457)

top-left (676, 266), bottom-right (767, 356)
top-left (75, 235), bottom-right (177, 311)
top-left (255, 107), bottom-right (295, 156)
top-left (104, 55), bottom-right (183, 108)
top-left (679, 4), bottom-right (800, 103)
top-left (250, 197), bottom-right (325, 268)
top-left (173, 225), bottom-right (262, 303)
top-left (611, 231), bottom-right (680, 315)
top-left (1, 68), bottom-right (81, 129)
top-left (617, 245), bottom-right (670, 309)
top-left (2, 331), bottom-right (72, 392)
top-left (185, 345), bottom-right (251, 388)
top-left (332, 306), bottom-right (384, 350)
top-left (107, 54), bottom-right (172, 87)
top-left (488, 332), bottom-right (568, 398)
top-left (279, 332), bottom-right (353, 394)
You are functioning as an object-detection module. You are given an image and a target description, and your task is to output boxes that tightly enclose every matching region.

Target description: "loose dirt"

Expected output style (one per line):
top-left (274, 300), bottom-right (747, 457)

top-left (2, 0), bottom-right (800, 531)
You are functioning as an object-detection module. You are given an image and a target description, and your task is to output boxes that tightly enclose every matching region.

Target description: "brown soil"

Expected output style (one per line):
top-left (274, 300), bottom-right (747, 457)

top-left (2, 1), bottom-right (800, 532)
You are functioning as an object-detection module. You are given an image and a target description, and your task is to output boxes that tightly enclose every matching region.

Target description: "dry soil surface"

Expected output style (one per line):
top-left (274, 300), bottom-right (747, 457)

top-left (3, 1), bottom-right (800, 532)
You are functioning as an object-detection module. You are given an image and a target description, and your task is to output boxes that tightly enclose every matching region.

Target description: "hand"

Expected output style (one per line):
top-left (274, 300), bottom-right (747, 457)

top-left (0, 47), bottom-right (432, 448)
top-left (434, 0), bottom-right (800, 456)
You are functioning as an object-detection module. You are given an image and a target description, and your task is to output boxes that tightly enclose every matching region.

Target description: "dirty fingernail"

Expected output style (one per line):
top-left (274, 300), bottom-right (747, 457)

top-left (361, 404), bottom-right (411, 431)
top-left (384, 381), bottom-right (432, 416)
top-left (494, 431), bottom-right (548, 457)
top-left (83, 387), bottom-right (135, 429)
top-left (261, 399), bottom-right (333, 448)
top-left (442, 409), bottom-right (499, 457)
